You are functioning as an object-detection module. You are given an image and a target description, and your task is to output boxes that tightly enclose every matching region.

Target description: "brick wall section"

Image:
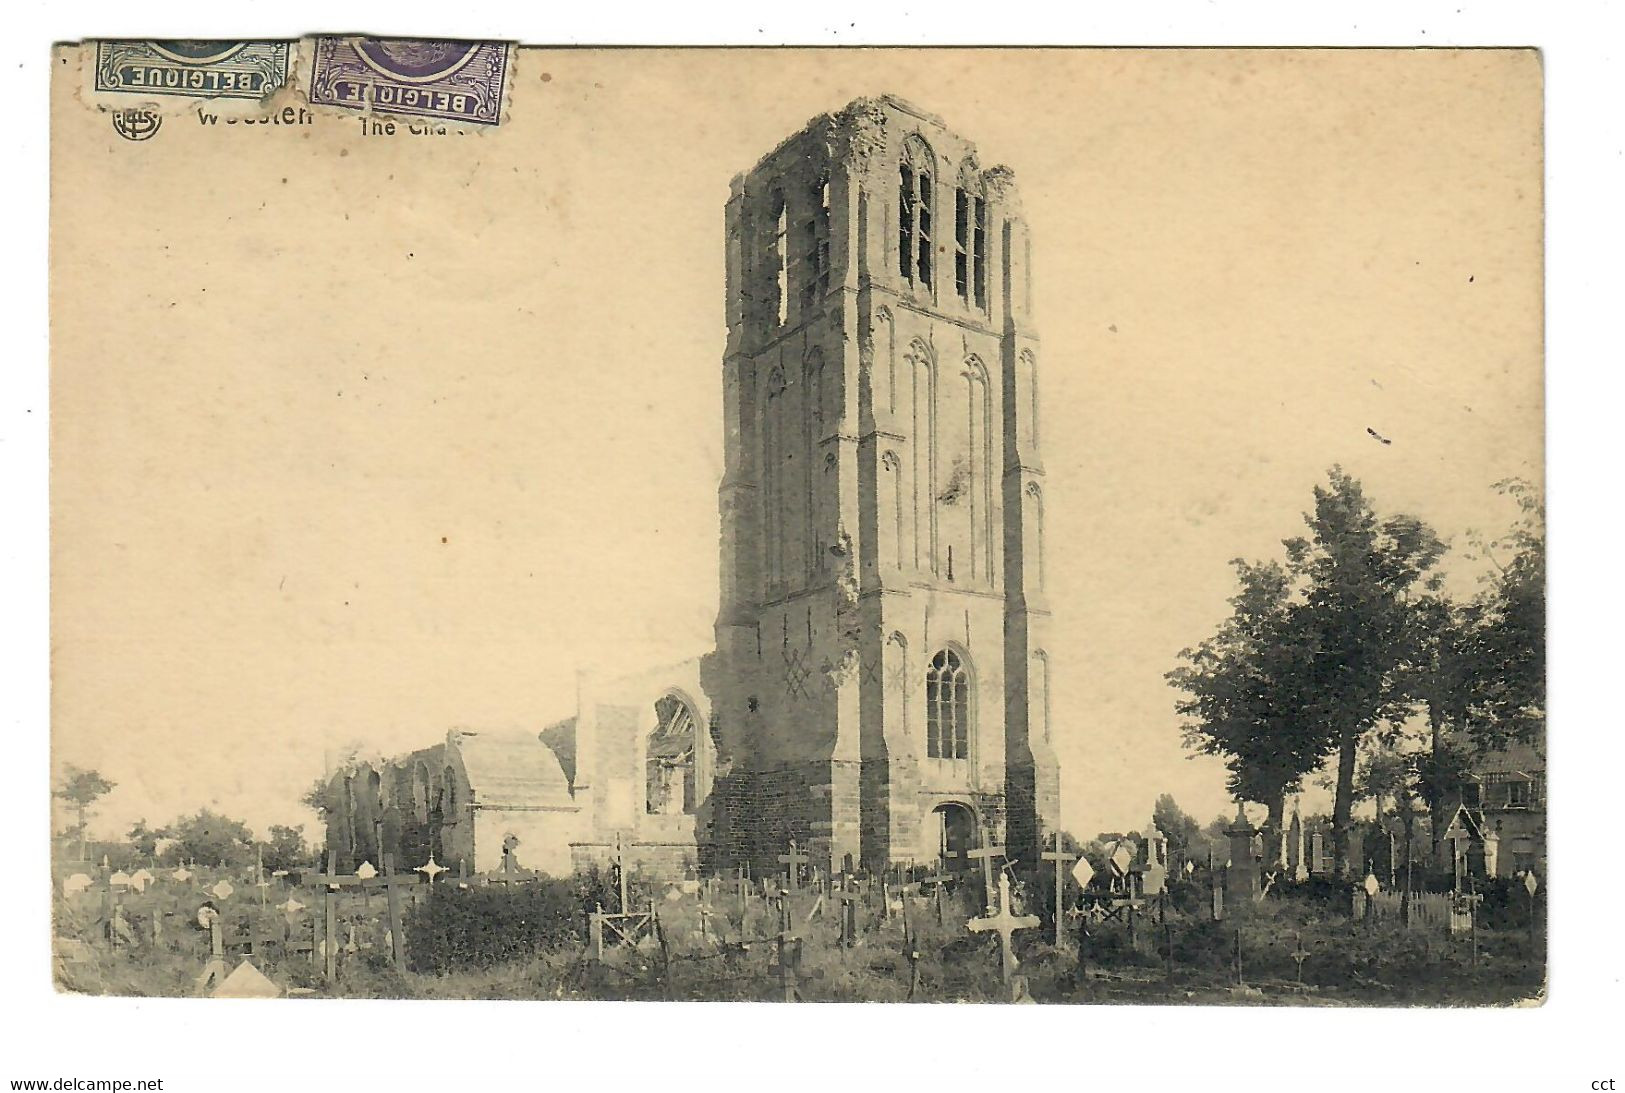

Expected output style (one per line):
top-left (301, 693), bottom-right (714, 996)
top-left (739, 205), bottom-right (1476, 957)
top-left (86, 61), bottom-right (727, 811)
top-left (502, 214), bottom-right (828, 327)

top-left (571, 840), bottom-right (700, 882)
top-left (859, 759), bottom-right (891, 870)
top-left (861, 756), bottom-right (924, 871)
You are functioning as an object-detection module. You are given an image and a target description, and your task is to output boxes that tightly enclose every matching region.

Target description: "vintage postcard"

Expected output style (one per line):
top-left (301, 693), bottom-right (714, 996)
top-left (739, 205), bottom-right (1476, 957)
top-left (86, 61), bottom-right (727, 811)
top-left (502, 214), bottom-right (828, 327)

top-left (50, 42), bottom-right (1543, 1005)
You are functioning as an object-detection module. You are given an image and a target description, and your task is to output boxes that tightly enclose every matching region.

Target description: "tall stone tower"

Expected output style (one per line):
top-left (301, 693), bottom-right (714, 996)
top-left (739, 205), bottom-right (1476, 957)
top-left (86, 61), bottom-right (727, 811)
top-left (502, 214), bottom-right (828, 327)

top-left (711, 96), bottom-right (1059, 874)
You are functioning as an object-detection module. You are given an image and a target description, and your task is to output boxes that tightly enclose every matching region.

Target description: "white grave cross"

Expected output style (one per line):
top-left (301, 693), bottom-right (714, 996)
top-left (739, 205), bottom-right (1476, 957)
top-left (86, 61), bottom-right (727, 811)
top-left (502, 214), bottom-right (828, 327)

top-left (967, 872), bottom-right (1041, 984)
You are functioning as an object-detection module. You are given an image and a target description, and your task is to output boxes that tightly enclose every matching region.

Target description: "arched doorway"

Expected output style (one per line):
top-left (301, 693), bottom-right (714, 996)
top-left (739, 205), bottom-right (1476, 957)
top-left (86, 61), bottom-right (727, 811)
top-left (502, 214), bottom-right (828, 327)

top-left (930, 802), bottom-right (978, 873)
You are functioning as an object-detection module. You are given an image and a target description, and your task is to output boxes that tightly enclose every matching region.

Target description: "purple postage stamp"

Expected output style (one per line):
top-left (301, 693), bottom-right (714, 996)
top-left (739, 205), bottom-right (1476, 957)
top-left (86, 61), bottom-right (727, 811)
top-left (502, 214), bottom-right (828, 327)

top-left (308, 38), bottom-right (510, 126)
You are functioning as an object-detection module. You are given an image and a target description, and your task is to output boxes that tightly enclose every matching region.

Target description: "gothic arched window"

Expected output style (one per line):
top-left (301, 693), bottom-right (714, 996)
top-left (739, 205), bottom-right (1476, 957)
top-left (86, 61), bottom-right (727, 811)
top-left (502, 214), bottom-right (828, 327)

top-left (647, 693), bottom-right (698, 816)
top-left (764, 189), bottom-right (789, 326)
top-left (800, 172), bottom-right (832, 313)
top-left (343, 774), bottom-right (359, 862)
top-left (413, 762), bottom-right (431, 824)
top-left (954, 164), bottom-right (988, 309)
top-left (898, 138), bottom-right (934, 289)
top-left (925, 649), bottom-right (970, 760)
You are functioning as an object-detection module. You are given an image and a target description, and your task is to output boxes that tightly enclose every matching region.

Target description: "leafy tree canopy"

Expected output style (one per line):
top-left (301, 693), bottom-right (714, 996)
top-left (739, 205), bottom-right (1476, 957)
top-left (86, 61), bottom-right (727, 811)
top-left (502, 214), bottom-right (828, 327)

top-left (164, 809), bottom-right (256, 867)
top-left (54, 766), bottom-right (115, 808)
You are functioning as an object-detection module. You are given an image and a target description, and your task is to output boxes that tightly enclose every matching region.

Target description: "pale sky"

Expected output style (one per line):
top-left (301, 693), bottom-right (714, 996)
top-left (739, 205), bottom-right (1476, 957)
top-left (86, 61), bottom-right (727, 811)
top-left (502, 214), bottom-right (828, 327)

top-left (51, 48), bottom-right (1542, 845)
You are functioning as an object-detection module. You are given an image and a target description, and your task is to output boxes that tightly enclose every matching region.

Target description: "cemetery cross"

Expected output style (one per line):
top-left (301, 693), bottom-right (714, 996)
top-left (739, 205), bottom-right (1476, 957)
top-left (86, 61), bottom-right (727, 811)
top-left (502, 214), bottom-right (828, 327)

top-left (1290, 932), bottom-right (1311, 985)
top-left (614, 831), bottom-right (631, 914)
top-left (967, 871), bottom-right (1040, 985)
top-left (193, 916), bottom-right (228, 995)
top-left (778, 839), bottom-right (809, 893)
top-left (254, 849), bottom-right (271, 908)
top-left (308, 851), bottom-right (420, 979)
top-left (966, 839), bottom-right (1007, 911)
top-left (835, 862), bottom-right (861, 948)
top-left (1040, 831), bottom-right (1077, 948)
top-left (901, 901), bottom-right (922, 1000)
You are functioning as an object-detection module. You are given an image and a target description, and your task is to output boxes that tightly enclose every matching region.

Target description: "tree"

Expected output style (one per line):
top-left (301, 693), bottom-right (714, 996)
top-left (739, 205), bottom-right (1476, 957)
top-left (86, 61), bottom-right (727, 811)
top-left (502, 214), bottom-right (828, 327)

top-left (301, 775), bottom-right (334, 821)
top-left (1354, 742), bottom-right (1415, 828)
top-left (165, 809), bottom-right (256, 867)
top-left (1462, 478), bottom-right (1545, 751)
top-left (1169, 558), bottom-right (1329, 858)
top-left (127, 819), bottom-right (167, 860)
top-left (54, 766), bottom-right (115, 861)
top-left (263, 824), bottom-right (310, 872)
top-left (1412, 736), bottom-right (1475, 824)
top-left (1152, 793), bottom-right (1204, 865)
top-left (1287, 468), bottom-right (1446, 875)
top-left (1397, 589), bottom-right (1477, 858)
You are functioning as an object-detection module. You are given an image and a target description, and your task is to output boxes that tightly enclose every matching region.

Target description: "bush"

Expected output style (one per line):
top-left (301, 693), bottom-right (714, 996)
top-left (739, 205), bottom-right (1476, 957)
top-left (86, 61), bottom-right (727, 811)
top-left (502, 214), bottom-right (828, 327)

top-left (1283, 873), bottom-right (1354, 912)
top-left (1475, 875), bottom-right (1543, 932)
top-left (404, 879), bottom-right (587, 974)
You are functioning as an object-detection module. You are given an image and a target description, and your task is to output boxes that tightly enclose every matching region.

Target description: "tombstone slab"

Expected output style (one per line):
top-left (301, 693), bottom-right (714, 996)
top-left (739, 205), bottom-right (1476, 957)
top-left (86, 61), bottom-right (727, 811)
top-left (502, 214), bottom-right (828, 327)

top-left (1223, 804), bottom-right (1260, 910)
top-left (213, 960), bottom-right (282, 998)
top-left (1287, 806), bottom-right (1306, 882)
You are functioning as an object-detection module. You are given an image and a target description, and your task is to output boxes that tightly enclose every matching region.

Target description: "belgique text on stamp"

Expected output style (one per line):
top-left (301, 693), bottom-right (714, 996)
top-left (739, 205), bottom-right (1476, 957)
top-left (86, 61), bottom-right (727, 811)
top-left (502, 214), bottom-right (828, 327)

top-left (307, 38), bottom-right (511, 127)
top-left (93, 40), bottom-right (292, 100)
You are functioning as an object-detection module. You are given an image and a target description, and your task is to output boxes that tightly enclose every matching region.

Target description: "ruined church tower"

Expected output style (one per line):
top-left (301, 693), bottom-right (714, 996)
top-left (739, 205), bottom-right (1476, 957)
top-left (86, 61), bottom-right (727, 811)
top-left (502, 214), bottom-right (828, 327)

top-left (711, 96), bottom-right (1060, 874)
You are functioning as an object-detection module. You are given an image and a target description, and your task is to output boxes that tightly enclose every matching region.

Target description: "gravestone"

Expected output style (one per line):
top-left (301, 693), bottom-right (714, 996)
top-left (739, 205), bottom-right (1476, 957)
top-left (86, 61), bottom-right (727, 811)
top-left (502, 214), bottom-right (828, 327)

top-left (54, 937), bottom-right (94, 966)
top-left (213, 960), bottom-right (281, 998)
top-left (1268, 814), bottom-right (1289, 871)
top-left (1374, 829), bottom-right (1398, 888)
top-left (1135, 819), bottom-right (1168, 897)
top-left (1287, 808), bottom-right (1306, 882)
top-left (1223, 804), bottom-right (1259, 906)
top-left (1308, 831), bottom-right (1329, 875)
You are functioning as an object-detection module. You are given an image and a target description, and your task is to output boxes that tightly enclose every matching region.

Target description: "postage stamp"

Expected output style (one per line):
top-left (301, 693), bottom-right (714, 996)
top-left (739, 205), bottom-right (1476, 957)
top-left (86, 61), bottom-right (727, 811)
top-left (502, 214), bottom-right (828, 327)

top-left (93, 40), bottom-right (292, 100)
top-left (307, 38), bottom-right (511, 127)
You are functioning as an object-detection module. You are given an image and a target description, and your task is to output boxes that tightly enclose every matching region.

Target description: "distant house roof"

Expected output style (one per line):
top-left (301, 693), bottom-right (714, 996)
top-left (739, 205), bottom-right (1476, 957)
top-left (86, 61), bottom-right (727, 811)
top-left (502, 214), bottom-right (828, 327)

top-left (449, 729), bottom-right (573, 810)
top-left (539, 717), bottom-right (578, 788)
top-left (1472, 742), bottom-right (1544, 777)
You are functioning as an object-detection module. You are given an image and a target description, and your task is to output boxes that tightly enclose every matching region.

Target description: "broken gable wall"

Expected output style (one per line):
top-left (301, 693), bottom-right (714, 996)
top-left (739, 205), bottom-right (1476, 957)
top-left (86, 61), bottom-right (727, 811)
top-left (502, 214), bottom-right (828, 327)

top-left (570, 655), bottom-right (716, 878)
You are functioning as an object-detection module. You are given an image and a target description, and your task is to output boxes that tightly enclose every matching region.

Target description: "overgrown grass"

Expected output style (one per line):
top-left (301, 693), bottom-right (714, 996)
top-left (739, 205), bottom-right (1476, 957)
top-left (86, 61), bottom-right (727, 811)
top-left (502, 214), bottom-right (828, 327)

top-left (52, 868), bottom-right (1544, 1006)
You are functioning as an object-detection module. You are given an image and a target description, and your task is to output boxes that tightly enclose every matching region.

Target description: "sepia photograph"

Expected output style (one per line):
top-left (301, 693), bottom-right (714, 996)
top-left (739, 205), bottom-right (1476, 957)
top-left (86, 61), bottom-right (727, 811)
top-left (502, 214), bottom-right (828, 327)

top-left (46, 41), bottom-right (1546, 1012)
